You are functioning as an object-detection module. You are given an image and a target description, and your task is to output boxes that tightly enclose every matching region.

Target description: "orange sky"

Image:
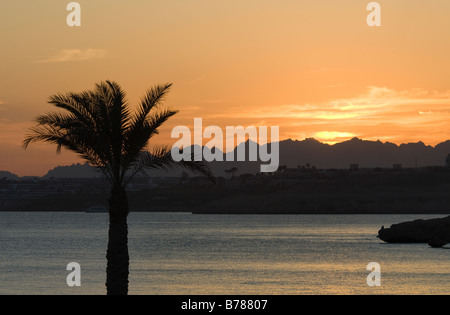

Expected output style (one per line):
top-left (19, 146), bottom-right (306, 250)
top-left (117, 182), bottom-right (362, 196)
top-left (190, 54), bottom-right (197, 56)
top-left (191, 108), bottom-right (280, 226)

top-left (2, 1), bottom-right (450, 176)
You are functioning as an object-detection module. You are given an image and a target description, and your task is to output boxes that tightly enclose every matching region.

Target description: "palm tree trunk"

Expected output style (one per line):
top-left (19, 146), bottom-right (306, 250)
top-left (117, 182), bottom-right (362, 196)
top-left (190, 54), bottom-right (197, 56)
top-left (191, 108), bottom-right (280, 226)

top-left (106, 186), bottom-right (129, 295)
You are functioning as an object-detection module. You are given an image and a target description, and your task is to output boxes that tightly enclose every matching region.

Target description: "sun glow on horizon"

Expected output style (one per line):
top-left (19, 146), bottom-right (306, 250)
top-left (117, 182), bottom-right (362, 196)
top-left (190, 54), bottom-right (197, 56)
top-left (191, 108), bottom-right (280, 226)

top-left (313, 131), bottom-right (357, 144)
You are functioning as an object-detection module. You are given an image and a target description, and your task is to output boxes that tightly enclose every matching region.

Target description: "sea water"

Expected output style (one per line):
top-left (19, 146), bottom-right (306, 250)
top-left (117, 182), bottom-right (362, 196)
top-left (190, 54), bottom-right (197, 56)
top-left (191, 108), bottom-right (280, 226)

top-left (0, 212), bottom-right (448, 295)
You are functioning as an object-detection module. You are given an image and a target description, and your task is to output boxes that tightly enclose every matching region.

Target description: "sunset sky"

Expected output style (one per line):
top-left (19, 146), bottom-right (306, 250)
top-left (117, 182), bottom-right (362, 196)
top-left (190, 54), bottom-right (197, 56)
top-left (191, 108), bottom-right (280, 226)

top-left (2, 1), bottom-right (450, 176)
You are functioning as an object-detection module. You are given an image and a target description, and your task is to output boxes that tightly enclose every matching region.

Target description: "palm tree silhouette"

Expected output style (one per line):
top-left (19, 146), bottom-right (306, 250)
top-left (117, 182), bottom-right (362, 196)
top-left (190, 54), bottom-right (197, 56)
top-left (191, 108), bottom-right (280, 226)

top-left (23, 80), bottom-right (213, 295)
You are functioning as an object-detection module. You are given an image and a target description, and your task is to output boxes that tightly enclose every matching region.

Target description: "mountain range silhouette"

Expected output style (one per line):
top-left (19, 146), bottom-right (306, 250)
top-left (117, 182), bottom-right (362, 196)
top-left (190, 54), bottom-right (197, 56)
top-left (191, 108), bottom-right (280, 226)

top-left (3, 137), bottom-right (450, 179)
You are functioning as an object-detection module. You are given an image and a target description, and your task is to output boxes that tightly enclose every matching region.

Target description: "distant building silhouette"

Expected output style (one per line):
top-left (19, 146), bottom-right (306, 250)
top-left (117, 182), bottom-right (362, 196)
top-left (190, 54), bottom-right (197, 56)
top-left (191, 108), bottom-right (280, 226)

top-left (393, 164), bottom-right (402, 170)
top-left (224, 167), bottom-right (238, 179)
top-left (350, 164), bottom-right (359, 171)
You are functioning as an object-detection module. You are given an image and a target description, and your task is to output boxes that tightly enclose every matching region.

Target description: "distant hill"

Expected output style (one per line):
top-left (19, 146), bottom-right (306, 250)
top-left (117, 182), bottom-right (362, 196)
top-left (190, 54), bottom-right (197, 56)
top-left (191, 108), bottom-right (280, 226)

top-left (43, 163), bottom-right (101, 179)
top-left (205, 137), bottom-right (450, 177)
top-left (12, 138), bottom-right (450, 179)
top-left (0, 171), bottom-right (19, 180)
top-left (278, 137), bottom-right (450, 170)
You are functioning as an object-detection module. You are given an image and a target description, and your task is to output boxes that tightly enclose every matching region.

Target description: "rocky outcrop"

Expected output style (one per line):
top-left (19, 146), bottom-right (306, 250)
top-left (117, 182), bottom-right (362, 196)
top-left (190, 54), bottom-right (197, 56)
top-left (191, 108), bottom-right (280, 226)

top-left (378, 216), bottom-right (450, 247)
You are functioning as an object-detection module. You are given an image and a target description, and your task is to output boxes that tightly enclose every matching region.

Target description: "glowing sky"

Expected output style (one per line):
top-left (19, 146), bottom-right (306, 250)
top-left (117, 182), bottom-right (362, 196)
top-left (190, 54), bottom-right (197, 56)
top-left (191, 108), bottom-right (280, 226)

top-left (2, 1), bottom-right (450, 176)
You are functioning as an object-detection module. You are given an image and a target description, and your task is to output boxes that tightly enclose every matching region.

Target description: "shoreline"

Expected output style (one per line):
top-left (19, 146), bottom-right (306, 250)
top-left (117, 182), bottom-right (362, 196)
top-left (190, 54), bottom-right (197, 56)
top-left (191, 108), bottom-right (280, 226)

top-left (1, 209), bottom-right (450, 215)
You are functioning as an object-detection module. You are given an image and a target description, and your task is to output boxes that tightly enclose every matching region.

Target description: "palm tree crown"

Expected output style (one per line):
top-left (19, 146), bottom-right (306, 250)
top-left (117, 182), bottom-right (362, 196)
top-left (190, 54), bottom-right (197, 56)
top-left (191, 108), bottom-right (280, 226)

top-left (23, 80), bottom-right (213, 188)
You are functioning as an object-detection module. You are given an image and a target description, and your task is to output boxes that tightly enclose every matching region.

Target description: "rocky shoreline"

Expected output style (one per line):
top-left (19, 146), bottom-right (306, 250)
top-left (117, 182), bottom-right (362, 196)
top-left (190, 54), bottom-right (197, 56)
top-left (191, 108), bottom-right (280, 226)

top-left (378, 216), bottom-right (450, 248)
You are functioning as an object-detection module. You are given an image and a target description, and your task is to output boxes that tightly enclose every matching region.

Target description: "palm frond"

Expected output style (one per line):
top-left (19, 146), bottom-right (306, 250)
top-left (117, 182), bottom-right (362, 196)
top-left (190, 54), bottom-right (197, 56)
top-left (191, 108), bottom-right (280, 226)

top-left (125, 146), bottom-right (215, 186)
top-left (48, 93), bottom-right (97, 129)
top-left (121, 108), bottom-right (178, 175)
top-left (23, 124), bottom-right (114, 183)
top-left (130, 83), bottom-right (172, 129)
top-left (35, 112), bottom-right (81, 129)
top-left (93, 81), bottom-right (132, 181)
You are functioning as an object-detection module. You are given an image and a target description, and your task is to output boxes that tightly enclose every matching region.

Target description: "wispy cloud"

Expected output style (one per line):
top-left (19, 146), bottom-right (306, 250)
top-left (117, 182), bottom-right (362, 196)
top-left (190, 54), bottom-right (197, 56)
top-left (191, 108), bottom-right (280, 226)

top-left (37, 49), bottom-right (107, 63)
top-left (290, 87), bottom-right (450, 144)
top-left (179, 86), bottom-right (450, 145)
top-left (232, 86), bottom-right (450, 122)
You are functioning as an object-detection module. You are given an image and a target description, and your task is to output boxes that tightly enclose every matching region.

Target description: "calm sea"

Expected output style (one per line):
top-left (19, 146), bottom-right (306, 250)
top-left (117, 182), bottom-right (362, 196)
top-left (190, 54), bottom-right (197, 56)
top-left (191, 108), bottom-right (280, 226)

top-left (0, 212), bottom-right (449, 295)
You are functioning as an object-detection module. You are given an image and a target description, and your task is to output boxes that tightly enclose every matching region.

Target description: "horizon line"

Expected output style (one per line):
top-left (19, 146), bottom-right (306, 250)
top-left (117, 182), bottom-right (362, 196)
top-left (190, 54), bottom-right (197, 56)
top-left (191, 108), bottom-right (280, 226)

top-left (3, 136), bottom-right (450, 177)
top-left (190, 136), bottom-right (450, 153)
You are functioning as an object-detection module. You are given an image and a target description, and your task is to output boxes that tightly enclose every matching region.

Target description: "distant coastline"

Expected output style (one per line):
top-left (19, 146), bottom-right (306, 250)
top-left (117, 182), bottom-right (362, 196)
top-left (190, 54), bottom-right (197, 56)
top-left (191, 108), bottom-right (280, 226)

top-left (3, 137), bottom-right (450, 215)
top-left (2, 166), bottom-right (450, 215)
